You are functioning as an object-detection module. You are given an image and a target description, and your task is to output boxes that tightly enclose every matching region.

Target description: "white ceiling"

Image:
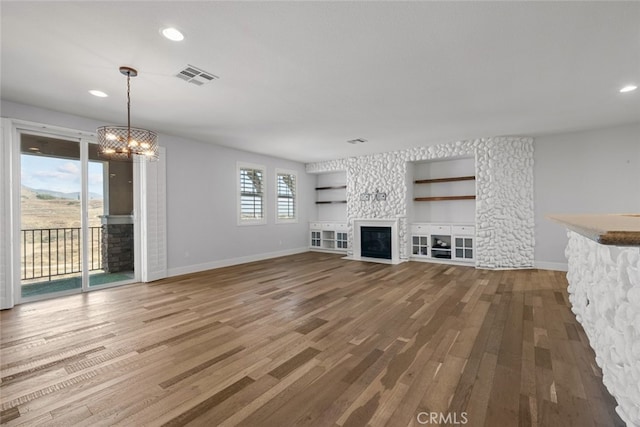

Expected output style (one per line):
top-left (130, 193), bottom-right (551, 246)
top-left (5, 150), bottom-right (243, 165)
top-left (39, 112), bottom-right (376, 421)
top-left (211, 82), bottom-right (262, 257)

top-left (1, 1), bottom-right (638, 163)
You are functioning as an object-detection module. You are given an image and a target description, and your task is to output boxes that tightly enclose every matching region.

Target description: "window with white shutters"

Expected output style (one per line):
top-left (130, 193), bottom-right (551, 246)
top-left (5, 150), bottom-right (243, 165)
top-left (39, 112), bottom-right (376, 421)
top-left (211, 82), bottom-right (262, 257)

top-left (276, 169), bottom-right (297, 223)
top-left (238, 163), bottom-right (266, 225)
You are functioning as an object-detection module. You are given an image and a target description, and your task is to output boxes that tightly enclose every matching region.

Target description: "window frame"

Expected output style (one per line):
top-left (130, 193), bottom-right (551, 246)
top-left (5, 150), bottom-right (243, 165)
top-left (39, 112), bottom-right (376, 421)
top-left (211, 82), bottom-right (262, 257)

top-left (237, 162), bottom-right (267, 226)
top-left (275, 168), bottom-right (298, 224)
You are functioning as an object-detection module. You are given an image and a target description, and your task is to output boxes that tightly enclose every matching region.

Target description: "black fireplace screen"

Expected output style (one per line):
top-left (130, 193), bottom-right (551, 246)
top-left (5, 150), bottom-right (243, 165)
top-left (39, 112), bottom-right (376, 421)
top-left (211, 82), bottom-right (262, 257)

top-left (360, 226), bottom-right (392, 259)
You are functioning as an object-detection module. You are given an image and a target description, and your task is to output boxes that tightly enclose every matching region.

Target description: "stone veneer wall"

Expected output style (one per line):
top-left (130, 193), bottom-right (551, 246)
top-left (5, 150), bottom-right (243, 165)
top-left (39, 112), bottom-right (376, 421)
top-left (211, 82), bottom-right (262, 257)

top-left (101, 224), bottom-right (134, 273)
top-left (306, 136), bottom-right (534, 268)
top-left (565, 231), bottom-right (640, 426)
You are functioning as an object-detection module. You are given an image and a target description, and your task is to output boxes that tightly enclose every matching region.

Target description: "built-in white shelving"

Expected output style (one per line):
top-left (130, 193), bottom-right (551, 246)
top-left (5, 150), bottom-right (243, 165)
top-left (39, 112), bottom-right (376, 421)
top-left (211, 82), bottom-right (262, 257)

top-left (309, 222), bottom-right (348, 253)
top-left (411, 223), bottom-right (475, 265)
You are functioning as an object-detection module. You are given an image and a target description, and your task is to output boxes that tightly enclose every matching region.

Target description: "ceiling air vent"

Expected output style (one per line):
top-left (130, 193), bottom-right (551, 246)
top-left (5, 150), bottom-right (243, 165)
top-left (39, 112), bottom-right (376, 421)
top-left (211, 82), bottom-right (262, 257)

top-left (176, 65), bottom-right (219, 86)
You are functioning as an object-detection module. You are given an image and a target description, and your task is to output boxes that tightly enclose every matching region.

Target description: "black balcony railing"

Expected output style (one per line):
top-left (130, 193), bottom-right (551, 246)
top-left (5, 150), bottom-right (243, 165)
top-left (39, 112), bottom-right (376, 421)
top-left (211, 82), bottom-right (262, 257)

top-left (21, 227), bottom-right (103, 281)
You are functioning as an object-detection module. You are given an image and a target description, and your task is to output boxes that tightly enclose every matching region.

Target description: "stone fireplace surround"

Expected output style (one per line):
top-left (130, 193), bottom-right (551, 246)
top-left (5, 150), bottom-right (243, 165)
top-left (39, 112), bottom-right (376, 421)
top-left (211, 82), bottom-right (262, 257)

top-left (306, 137), bottom-right (535, 269)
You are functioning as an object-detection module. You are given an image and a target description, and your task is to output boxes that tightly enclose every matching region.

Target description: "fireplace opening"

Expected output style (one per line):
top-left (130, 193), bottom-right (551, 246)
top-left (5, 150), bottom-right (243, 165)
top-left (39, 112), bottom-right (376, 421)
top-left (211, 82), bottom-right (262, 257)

top-left (360, 226), bottom-right (392, 259)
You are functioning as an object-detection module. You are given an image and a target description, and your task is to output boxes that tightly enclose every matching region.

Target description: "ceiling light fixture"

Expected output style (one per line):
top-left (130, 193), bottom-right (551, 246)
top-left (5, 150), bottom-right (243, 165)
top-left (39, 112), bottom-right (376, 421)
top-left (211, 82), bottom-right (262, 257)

top-left (620, 84), bottom-right (638, 93)
top-left (97, 66), bottom-right (158, 161)
top-left (162, 27), bottom-right (184, 41)
top-left (89, 90), bottom-right (108, 98)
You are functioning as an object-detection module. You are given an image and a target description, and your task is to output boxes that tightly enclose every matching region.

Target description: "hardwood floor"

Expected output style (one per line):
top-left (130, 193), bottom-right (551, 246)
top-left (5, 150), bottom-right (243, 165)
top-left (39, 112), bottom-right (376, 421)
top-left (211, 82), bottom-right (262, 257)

top-left (0, 252), bottom-right (624, 426)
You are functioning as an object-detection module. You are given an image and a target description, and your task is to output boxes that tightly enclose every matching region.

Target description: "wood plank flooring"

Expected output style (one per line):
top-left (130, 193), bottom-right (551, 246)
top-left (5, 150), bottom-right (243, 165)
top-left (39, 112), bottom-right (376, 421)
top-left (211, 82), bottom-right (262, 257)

top-left (0, 252), bottom-right (624, 426)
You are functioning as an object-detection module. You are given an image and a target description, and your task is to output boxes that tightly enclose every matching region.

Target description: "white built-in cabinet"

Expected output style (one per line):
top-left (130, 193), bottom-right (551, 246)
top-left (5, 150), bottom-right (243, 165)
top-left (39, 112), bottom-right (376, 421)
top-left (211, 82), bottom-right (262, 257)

top-left (309, 222), bottom-right (348, 253)
top-left (411, 223), bottom-right (474, 264)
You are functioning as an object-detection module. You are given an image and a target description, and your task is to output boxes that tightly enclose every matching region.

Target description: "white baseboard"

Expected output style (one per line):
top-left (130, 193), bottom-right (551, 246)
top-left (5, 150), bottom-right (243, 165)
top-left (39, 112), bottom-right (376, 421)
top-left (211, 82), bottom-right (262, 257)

top-left (534, 261), bottom-right (568, 272)
top-left (167, 247), bottom-right (309, 278)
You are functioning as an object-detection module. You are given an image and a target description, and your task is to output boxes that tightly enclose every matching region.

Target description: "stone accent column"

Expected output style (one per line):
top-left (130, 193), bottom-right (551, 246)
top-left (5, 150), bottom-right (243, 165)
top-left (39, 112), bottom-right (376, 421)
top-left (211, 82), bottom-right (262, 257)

top-left (100, 215), bottom-right (134, 273)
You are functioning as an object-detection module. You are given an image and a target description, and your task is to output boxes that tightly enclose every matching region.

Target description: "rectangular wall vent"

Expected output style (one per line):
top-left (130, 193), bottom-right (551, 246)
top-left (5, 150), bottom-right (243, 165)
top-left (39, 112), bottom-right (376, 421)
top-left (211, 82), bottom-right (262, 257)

top-left (176, 65), bottom-right (219, 86)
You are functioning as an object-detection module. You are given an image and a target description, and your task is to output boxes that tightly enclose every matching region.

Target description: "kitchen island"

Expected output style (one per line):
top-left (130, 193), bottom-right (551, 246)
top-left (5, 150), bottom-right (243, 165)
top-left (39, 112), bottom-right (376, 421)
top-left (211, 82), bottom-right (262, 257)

top-left (550, 214), bottom-right (640, 427)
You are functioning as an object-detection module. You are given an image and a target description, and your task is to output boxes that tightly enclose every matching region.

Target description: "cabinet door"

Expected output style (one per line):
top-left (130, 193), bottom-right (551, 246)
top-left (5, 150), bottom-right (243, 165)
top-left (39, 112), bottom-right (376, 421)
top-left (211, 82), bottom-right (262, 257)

top-left (430, 225), bottom-right (451, 235)
top-left (411, 224), bottom-right (429, 234)
top-left (310, 230), bottom-right (322, 247)
top-left (451, 225), bottom-right (475, 236)
top-left (336, 232), bottom-right (348, 249)
top-left (411, 235), bottom-right (429, 257)
top-left (453, 236), bottom-right (474, 260)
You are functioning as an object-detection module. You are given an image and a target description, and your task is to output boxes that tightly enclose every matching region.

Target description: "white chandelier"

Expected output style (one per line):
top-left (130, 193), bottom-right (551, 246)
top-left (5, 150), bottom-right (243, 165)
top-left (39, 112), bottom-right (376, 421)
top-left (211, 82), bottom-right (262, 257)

top-left (97, 66), bottom-right (158, 161)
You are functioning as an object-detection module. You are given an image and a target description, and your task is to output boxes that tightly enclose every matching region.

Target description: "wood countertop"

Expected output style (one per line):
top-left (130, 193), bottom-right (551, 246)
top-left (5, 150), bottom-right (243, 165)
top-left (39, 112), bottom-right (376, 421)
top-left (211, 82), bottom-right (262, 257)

top-left (548, 214), bottom-right (640, 246)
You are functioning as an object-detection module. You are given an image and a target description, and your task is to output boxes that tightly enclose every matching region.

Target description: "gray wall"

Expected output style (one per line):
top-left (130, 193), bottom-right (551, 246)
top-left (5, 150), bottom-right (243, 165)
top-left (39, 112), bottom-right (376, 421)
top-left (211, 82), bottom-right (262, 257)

top-left (534, 122), bottom-right (640, 269)
top-left (1, 100), bottom-right (314, 277)
top-left (163, 132), bottom-right (314, 275)
top-left (5, 99), bottom-right (639, 273)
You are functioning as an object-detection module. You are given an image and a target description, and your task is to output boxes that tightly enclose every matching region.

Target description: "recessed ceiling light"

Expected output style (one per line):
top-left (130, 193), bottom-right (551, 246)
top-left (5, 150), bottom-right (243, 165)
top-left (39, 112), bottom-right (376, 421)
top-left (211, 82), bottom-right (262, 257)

top-left (620, 84), bottom-right (637, 93)
top-left (89, 90), bottom-right (108, 98)
top-left (162, 27), bottom-right (184, 42)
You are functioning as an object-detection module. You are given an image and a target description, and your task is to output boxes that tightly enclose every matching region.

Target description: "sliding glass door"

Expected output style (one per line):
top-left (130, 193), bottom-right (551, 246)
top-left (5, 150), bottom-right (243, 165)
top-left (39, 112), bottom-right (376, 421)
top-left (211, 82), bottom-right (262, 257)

top-left (19, 131), bottom-right (135, 301)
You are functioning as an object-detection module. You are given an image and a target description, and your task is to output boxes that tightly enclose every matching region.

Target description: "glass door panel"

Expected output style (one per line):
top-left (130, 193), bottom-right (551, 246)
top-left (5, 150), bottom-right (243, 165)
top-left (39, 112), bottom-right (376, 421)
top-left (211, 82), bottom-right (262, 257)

top-left (20, 135), bottom-right (83, 299)
top-left (88, 143), bottom-right (135, 287)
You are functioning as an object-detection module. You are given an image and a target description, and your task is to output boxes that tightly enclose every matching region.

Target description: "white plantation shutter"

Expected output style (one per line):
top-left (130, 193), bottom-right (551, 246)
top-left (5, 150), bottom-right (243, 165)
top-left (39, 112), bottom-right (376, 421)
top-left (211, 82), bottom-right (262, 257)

top-left (0, 120), bottom-right (14, 309)
top-left (240, 168), bottom-right (264, 219)
top-left (237, 163), bottom-right (266, 225)
top-left (276, 170), bottom-right (297, 222)
top-left (140, 146), bottom-right (167, 282)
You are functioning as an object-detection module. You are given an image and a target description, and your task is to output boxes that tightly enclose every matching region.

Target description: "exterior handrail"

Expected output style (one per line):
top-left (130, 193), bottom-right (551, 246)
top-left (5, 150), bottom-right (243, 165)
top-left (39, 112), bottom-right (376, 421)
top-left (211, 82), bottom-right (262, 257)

top-left (21, 226), bottom-right (103, 281)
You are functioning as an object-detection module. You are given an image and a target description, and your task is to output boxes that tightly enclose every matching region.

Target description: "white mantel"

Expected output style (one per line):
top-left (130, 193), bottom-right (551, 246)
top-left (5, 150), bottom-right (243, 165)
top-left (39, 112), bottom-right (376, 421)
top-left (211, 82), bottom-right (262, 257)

top-left (349, 218), bottom-right (403, 264)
